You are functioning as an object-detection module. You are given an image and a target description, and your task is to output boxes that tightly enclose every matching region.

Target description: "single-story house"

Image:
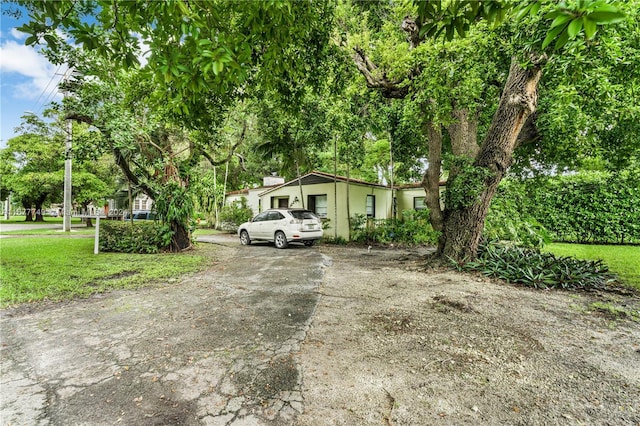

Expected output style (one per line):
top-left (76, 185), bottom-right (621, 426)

top-left (227, 171), bottom-right (445, 240)
top-left (225, 175), bottom-right (285, 214)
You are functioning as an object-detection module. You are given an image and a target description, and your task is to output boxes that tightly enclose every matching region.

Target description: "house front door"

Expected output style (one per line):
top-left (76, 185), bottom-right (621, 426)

top-left (278, 198), bottom-right (289, 208)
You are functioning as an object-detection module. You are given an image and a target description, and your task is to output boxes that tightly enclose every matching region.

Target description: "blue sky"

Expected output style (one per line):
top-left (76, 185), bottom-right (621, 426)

top-left (1, 4), bottom-right (67, 148)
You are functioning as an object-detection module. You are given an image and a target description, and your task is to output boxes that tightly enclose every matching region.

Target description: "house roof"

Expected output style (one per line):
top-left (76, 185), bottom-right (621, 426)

top-left (225, 184), bottom-right (280, 197)
top-left (229, 171), bottom-right (447, 198)
top-left (396, 180), bottom-right (447, 189)
top-left (258, 171), bottom-right (389, 197)
top-left (226, 189), bottom-right (249, 196)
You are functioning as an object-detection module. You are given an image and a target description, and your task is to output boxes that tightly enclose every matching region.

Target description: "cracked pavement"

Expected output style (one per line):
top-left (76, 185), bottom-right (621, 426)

top-left (1, 235), bottom-right (328, 425)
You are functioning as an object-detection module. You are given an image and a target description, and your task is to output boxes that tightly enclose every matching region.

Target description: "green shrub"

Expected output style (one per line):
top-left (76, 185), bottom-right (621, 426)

top-left (485, 180), bottom-right (551, 248)
top-left (456, 243), bottom-right (618, 291)
top-left (220, 198), bottom-right (253, 232)
top-left (99, 221), bottom-right (173, 253)
top-left (350, 210), bottom-right (439, 246)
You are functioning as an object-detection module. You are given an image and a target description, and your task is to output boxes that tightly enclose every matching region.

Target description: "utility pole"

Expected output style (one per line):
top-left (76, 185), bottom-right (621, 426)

top-left (61, 68), bottom-right (77, 232)
top-left (63, 117), bottom-right (72, 231)
top-left (333, 136), bottom-right (338, 239)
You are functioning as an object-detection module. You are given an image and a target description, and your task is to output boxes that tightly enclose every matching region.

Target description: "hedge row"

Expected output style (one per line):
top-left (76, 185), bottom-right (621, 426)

top-left (490, 169), bottom-right (640, 244)
top-left (99, 221), bottom-right (173, 253)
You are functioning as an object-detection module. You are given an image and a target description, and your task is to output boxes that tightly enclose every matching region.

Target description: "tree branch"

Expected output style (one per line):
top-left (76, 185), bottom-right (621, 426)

top-left (515, 113), bottom-right (540, 148)
top-left (352, 47), bottom-right (408, 99)
top-left (401, 16), bottom-right (422, 49)
top-left (64, 112), bottom-right (93, 124)
top-left (202, 120), bottom-right (247, 167)
top-left (63, 112), bottom-right (156, 197)
top-left (235, 153), bottom-right (247, 171)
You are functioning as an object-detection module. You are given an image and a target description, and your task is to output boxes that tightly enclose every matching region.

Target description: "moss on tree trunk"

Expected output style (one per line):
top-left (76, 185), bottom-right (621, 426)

top-left (440, 57), bottom-right (544, 262)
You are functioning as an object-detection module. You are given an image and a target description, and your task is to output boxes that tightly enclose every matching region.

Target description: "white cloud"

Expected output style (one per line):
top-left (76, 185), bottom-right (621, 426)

top-left (10, 27), bottom-right (26, 40)
top-left (134, 32), bottom-right (151, 67)
top-left (0, 39), bottom-right (65, 101)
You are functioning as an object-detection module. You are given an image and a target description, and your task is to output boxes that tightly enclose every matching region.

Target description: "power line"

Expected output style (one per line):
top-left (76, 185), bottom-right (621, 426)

top-left (29, 63), bottom-right (63, 113)
top-left (36, 70), bottom-right (66, 114)
top-left (38, 80), bottom-right (61, 112)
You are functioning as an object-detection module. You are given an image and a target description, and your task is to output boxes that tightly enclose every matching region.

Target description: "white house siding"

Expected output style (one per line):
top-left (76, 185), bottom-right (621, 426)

top-left (396, 185), bottom-right (446, 212)
top-left (397, 186), bottom-right (427, 213)
top-left (226, 184), bottom-right (289, 217)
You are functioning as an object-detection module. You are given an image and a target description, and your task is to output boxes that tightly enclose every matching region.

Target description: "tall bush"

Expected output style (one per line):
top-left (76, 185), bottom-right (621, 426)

top-left (220, 197), bottom-right (253, 232)
top-left (526, 170), bottom-right (640, 244)
top-left (488, 170), bottom-right (640, 245)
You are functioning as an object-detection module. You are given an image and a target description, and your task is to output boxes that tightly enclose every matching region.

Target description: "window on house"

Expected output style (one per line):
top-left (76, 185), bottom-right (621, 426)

top-left (308, 194), bottom-right (328, 218)
top-left (366, 195), bottom-right (375, 218)
top-left (414, 197), bottom-right (427, 210)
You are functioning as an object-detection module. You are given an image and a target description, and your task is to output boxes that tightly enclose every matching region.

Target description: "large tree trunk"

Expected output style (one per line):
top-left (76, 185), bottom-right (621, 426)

top-left (171, 220), bottom-right (192, 252)
top-left (421, 120), bottom-right (444, 234)
top-left (440, 57), bottom-right (544, 262)
top-left (448, 108), bottom-right (479, 158)
top-left (22, 200), bottom-right (34, 222)
top-left (34, 195), bottom-right (47, 222)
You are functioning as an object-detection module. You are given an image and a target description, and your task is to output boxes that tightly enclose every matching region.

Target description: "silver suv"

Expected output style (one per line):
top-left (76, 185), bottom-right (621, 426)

top-left (237, 209), bottom-right (323, 249)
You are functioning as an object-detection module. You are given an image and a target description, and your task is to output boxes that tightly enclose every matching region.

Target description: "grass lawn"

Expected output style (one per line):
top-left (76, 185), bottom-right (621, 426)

top-left (0, 237), bottom-right (216, 307)
top-left (0, 228), bottom-right (95, 236)
top-left (544, 243), bottom-right (640, 290)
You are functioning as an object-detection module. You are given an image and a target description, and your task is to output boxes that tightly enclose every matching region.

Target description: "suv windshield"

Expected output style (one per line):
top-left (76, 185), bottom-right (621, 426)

top-left (290, 210), bottom-right (318, 220)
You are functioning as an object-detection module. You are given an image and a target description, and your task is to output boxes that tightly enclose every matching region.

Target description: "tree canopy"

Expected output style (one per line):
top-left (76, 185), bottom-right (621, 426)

top-left (1, 113), bottom-right (115, 221)
top-left (7, 0), bottom-right (638, 259)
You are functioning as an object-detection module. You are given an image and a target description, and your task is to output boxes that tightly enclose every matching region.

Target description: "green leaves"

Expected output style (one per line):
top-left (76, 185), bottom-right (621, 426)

top-left (17, 0), bottom-right (335, 128)
top-left (99, 221), bottom-right (173, 253)
top-left (417, 0), bottom-right (512, 41)
top-left (457, 243), bottom-right (618, 291)
top-left (498, 172), bottom-right (640, 245)
top-left (414, 1), bottom-right (626, 52)
top-left (443, 155), bottom-right (494, 210)
top-left (542, 1), bottom-right (626, 50)
top-left (588, 3), bottom-right (627, 23)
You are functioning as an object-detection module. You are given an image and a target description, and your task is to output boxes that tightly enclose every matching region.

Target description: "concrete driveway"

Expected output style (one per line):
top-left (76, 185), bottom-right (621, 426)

top-left (1, 237), bottom-right (328, 425)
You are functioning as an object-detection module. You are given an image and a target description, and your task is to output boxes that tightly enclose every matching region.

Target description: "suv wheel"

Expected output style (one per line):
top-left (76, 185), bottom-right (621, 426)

top-left (274, 231), bottom-right (288, 249)
top-left (239, 230), bottom-right (251, 245)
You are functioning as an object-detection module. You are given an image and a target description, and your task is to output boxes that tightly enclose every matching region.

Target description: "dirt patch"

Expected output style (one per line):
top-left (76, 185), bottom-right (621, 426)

top-left (297, 245), bottom-right (640, 425)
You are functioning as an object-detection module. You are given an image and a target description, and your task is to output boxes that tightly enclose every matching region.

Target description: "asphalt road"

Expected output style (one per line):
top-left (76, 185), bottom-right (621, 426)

top-left (0, 222), bottom-right (87, 233)
top-left (0, 236), bottom-right (328, 425)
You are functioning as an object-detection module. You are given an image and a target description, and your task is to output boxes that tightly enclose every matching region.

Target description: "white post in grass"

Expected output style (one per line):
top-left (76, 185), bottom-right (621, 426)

top-left (4, 194), bottom-right (9, 220)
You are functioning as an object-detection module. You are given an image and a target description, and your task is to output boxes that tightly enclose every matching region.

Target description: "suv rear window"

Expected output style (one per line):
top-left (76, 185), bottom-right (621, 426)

top-left (290, 210), bottom-right (318, 220)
